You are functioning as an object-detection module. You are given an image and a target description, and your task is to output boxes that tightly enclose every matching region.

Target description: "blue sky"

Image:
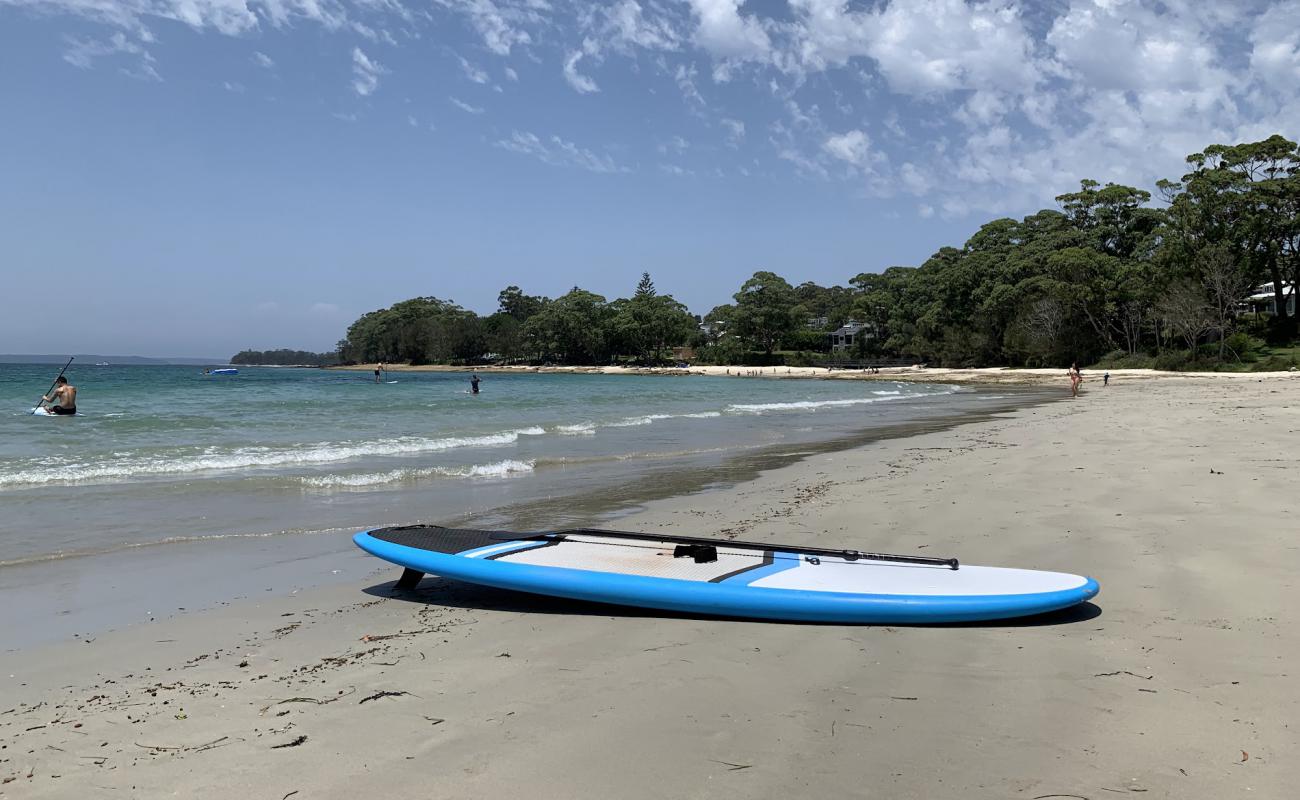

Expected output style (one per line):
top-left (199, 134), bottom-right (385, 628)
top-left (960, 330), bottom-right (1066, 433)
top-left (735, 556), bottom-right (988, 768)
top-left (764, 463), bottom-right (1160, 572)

top-left (2, 0), bottom-right (1298, 357)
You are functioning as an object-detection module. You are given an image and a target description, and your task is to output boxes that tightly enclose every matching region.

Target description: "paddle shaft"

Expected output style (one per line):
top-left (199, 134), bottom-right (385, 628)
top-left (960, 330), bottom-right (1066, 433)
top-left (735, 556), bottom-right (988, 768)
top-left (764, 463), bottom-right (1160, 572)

top-left (495, 527), bottom-right (959, 570)
top-left (34, 356), bottom-right (74, 413)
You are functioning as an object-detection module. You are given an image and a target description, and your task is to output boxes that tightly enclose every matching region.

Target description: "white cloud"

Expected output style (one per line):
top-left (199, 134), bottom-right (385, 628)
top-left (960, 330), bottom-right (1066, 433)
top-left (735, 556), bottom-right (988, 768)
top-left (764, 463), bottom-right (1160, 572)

top-left (658, 135), bottom-right (689, 154)
top-left (582, 0), bottom-right (682, 54)
top-left (686, 0), bottom-right (771, 62)
top-left (458, 55), bottom-right (489, 84)
top-left (721, 117), bottom-right (745, 147)
top-left (673, 62), bottom-right (705, 106)
top-left (658, 163), bottom-right (694, 176)
top-left (449, 96), bottom-right (485, 114)
top-left (504, 66), bottom-right (519, 81)
top-left (310, 302), bottom-right (340, 314)
top-left (563, 48), bottom-right (599, 93)
top-left (350, 47), bottom-right (385, 96)
top-left (495, 130), bottom-right (627, 173)
top-left (62, 31), bottom-right (160, 80)
top-left (823, 130), bottom-right (871, 166)
top-left (223, 80), bottom-right (244, 93)
top-left (252, 51), bottom-right (275, 69)
top-left (1250, 1), bottom-right (1300, 92)
top-left (437, 0), bottom-right (536, 55)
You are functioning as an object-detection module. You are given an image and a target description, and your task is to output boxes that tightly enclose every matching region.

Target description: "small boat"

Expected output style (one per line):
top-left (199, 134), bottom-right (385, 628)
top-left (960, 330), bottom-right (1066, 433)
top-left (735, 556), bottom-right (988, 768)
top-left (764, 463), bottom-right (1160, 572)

top-left (207, 368), bottom-right (238, 375)
top-left (94, 362), bottom-right (110, 366)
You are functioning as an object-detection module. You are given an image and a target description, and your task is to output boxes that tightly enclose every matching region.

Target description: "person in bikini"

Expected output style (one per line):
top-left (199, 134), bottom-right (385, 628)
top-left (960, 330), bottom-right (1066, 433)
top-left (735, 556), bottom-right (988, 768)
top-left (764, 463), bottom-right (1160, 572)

top-left (43, 376), bottom-right (78, 415)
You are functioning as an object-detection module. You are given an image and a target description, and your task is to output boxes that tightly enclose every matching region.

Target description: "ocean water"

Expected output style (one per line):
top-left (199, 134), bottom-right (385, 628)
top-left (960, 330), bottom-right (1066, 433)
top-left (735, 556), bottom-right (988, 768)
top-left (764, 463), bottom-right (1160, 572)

top-left (0, 363), bottom-right (1047, 645)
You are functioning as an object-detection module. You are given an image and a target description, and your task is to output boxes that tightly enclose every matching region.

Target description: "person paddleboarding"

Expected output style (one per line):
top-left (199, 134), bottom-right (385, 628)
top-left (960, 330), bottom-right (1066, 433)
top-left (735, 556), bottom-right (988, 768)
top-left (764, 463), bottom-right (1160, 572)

top-left (42, 375), bottom-right (78, 415)
top-left (470, 374), bottom-right (481, 395)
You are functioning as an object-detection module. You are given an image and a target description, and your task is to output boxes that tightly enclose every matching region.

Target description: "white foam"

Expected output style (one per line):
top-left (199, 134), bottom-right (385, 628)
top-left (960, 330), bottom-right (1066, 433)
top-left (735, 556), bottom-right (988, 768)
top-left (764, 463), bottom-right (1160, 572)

top-left (0, 429), bottom-right (536, 488)
top-left (557, 422), bottom-right (597, 435)
top-left (727, 396), bottom-right (910, 413)
top-left (298, 459), bottom-right (535, 488)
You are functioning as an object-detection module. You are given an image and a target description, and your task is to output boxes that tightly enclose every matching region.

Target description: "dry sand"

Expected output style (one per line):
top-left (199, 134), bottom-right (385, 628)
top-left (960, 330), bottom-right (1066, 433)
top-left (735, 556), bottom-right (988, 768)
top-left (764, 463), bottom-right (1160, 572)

top-left (3, 376), bottom-right (1297, 798)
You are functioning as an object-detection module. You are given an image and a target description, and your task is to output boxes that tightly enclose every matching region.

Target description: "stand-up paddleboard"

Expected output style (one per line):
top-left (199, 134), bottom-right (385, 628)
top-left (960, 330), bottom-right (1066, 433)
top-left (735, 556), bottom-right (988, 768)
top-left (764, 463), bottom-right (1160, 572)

top-left (30, 407), bottom-right (74, 416)
top-left (208, 368), bottom-right (238, 375)
top-left (354, 526), bottom-right (1099, 624)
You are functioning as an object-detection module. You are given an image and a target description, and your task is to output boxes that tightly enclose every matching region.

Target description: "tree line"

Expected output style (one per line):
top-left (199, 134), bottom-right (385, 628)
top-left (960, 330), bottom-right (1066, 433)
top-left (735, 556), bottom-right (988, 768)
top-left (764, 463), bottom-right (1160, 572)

top-left (329, 134), bottom-right (1298, 370)
top-left (231, 349), bottom-right (341, 366)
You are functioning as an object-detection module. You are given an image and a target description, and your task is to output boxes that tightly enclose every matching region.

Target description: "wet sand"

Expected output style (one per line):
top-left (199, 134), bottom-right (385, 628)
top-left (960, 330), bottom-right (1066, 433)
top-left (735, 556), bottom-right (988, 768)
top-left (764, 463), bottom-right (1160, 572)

top-left (2, 375), bottom-right (1297, 798)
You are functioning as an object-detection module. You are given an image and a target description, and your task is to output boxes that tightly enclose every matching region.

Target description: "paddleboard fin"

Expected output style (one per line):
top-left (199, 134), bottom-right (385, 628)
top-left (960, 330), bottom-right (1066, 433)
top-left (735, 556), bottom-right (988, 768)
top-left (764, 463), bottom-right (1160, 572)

top-left (394, 568), bottom-right (425, 589)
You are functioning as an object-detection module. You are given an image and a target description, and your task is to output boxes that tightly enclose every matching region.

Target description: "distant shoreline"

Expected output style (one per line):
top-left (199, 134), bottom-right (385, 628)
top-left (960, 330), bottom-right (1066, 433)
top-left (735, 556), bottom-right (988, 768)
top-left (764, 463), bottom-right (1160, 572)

top-left (326, 362), bottom-right (1300, 386)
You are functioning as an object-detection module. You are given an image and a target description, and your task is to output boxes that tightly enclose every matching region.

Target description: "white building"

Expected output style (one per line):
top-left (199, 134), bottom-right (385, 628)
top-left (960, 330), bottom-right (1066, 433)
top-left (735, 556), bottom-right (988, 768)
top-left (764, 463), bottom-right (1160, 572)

top-left (1241, 283), bottom-right (1296, 317)
top-left (830, 320), bottom-right (874, 352)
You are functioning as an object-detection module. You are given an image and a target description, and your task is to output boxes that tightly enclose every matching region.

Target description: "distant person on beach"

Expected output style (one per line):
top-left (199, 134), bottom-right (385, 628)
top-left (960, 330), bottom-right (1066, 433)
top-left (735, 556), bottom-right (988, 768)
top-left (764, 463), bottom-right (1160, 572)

top-left (1068, 362), bottom-right (1082, 397)
top-left (470, 374), bottom-right (481, 394)
top-left (1104, 371), bottom-right (1110, 387)
top-left (43, 376), bottom-right (77, 415)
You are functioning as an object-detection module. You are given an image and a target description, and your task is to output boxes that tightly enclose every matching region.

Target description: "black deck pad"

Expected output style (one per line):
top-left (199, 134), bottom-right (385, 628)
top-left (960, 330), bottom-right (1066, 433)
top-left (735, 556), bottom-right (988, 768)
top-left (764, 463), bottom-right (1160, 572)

top-left (367, 525), bottom-right (516, 554)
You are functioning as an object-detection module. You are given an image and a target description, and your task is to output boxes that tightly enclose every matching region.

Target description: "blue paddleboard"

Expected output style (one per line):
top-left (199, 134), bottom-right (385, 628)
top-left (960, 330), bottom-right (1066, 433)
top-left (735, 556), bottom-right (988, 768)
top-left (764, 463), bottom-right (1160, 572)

top-left (354, 526), bottom-right (1099, 624)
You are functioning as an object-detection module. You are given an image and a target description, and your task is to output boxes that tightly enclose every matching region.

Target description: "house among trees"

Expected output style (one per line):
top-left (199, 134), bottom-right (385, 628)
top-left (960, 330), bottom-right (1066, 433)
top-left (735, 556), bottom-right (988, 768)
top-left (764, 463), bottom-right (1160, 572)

top-left (1240, 283), bottom-right (1296, 318)
top-left (829, 320), bottom-right (873, 352)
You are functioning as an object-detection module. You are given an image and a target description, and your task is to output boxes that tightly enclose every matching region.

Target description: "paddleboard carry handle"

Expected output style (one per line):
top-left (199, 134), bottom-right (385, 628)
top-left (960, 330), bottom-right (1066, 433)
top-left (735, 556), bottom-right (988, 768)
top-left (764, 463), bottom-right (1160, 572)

top-left (491, 528), bottom-right (959, 570)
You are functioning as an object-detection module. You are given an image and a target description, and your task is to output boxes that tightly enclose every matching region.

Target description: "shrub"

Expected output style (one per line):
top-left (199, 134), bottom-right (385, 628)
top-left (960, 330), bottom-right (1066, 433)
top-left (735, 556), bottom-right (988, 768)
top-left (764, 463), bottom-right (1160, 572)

top-left (1092, 350), bottom-right (1155, 369)
top-left (1153, 350), bottom-right (1194, 371)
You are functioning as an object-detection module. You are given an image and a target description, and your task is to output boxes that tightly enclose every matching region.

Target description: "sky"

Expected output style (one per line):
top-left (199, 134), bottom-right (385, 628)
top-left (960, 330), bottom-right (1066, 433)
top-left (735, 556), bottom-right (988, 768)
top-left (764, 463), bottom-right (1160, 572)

top-left (2, 1), bottom-right (1299, 357)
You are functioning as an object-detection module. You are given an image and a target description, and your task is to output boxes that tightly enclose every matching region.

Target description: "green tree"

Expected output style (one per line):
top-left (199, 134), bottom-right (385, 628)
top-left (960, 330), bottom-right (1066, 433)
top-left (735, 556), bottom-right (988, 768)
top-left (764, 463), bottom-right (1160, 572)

top-left (1159, 135), bottom-right (1300, 341)
top-left (610, 273), bottom-right (697, 362)
top-left (525, 288), bottom-right (614, 364)
top-left (497, 285), bottom-right (547, 322)
top-left (731, 271), bottom-right (798, 354)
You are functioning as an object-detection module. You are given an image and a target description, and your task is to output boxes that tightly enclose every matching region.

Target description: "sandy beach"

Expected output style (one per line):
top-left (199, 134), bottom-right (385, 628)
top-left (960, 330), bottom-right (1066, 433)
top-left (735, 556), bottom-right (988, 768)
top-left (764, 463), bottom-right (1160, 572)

top-left (338, 361), bottom-right (1300, 386)
top-left (3, 374), bottom-right (1297, 799)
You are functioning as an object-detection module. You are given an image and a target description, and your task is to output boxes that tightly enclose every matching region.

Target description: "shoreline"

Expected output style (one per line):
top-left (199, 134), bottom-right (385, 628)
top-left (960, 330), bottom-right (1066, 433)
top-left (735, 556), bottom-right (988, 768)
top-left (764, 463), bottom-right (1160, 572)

top-left (330, 362), bottom-right (1300, 386)
top-left (1, 386), bottom-right (1053, 650)
top-left (3, 377), bottom-right (1296, 797)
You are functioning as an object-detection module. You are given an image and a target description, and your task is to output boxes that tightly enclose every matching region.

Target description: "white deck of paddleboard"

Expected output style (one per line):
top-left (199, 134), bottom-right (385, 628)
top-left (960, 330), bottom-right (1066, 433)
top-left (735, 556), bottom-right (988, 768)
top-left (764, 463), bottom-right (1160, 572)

top-left (496, 535), bottom-right (1089, 596)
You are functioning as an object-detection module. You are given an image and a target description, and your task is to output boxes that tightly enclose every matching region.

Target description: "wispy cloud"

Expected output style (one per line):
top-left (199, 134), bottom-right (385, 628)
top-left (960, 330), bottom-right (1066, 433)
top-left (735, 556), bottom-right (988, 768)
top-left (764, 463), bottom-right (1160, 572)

top-left (351, 47), bottom-right (385, 96)
top-left (62, 32), bottom-right (160, 81)
top-left (504, 66), bottom-right (518, 81)
top-left (449, 96), bottom-right (485, 114)
top-left (658, 135), bottom-right (689, 155)
top-left (252, 51), bottom-right (275, 69)
top-left (658, 163), bottom-right (694, 177)
top-left (458, 55), bottom-right (489, 84)
top-left (563, 48), bottom-right (599, 94)
top-left (721, 118), bottom-right (745, 147)
top-left (495, 130), bottom-right (627, 174)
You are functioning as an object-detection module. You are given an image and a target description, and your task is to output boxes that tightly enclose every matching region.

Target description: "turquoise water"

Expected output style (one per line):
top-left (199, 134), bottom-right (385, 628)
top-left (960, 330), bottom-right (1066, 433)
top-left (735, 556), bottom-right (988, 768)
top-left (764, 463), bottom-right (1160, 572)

top-left (0, 362), bottom-right (1045, 646)
top-left (5, 364), bottom-right (956, 495)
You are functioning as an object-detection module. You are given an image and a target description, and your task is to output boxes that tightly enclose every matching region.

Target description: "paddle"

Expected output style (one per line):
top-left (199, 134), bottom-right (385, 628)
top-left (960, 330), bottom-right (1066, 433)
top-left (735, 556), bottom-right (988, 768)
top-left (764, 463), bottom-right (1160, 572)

top-left (493, 527), bottom-right (959, 570)
top-left (33, 356), bottom-right (74, 415)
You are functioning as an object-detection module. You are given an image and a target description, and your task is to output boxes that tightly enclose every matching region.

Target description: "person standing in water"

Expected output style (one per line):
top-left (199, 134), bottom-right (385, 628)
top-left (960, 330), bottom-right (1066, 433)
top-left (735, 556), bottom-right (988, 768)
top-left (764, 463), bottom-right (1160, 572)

top-left (470, 374), bottom-right (481, 395)
top-left (375, 361), bottom-right (385, 383)
top-left (42, 375), bottom-right (78, 415)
